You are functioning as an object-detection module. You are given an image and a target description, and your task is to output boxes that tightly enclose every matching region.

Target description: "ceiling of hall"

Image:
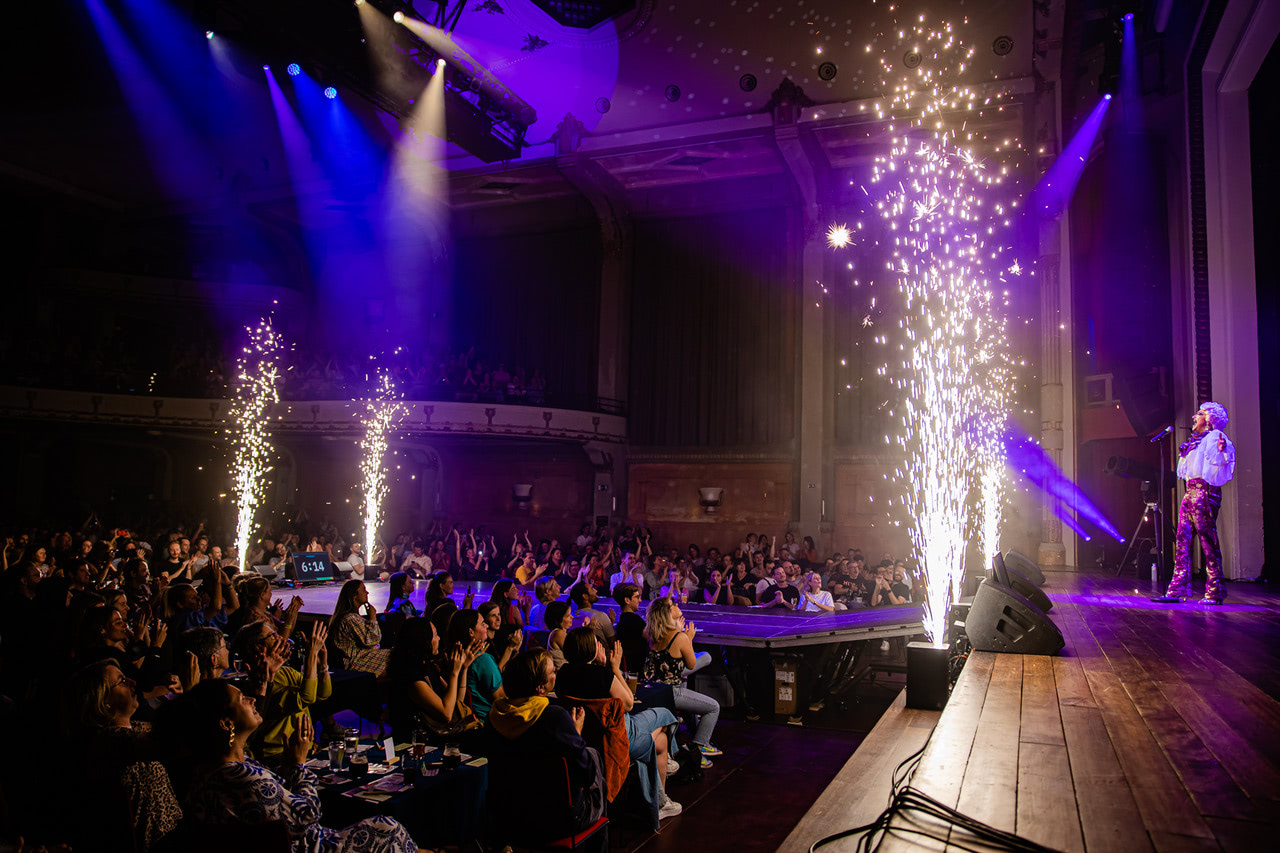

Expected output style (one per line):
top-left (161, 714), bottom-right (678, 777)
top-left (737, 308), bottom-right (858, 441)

top-left (0, 0), bottom-right (1034, 219)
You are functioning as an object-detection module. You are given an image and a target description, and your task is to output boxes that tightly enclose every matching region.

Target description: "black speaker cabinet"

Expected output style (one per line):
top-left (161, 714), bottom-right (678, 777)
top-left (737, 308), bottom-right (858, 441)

top-left (990, 554), bottom-right (1053, 613)
top-left (1004, 549), bottom-right (1047, 587)
top-left (966, 580), bottom-right (1064, 655)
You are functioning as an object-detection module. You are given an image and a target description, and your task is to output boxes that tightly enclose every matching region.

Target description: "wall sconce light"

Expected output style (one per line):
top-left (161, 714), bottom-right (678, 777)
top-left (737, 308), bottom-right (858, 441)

top-left (698, 487), bottom-right (724, 514)
top-left (513, 484), bottom-right (533, 509)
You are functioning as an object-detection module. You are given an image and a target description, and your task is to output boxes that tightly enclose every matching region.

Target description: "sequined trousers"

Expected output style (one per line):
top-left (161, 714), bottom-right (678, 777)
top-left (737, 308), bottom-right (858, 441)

top-left (1167, 478), bottom-right (1225, 602)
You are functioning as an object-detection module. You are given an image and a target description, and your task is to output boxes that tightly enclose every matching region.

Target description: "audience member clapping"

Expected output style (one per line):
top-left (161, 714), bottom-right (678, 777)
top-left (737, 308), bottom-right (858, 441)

top-left (180, 679), bottom-right (416, 852)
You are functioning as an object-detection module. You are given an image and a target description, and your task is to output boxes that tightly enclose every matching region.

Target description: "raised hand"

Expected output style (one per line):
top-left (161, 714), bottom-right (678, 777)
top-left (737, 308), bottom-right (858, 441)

top-left (463, 587), bottom-right (475, 609)
top-left (609, 640), bottom-right (624, 672)
top-left (571, 705), bottom-right (586, 734)
top-left (286, 713), bottom-right (314, 766)
top-left (152, 621), bottom-right (168, 649)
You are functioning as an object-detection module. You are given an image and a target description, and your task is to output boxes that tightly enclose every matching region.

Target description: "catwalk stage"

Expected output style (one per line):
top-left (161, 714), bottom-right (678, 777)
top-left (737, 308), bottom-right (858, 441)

top-left (781, 570), bottom-right (1280, 852)
top-left (288, 580), bottom-right (925, 648)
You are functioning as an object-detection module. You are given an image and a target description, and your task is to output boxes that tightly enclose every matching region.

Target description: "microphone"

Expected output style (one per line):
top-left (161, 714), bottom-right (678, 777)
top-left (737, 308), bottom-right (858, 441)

top-left (1149, 425), bottom-right (1174, 443)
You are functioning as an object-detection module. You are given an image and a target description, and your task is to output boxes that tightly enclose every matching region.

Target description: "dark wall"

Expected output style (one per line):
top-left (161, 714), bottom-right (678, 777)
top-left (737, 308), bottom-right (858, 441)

top-left (628, 206), bottom-right (797, 448)
top-left (1251, 39), bottom-right (1280, 581)
top-left (449, 225), bottom-right (602, 400)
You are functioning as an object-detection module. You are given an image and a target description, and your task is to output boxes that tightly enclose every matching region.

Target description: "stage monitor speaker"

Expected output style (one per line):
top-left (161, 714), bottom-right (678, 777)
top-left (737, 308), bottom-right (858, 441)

top-left (1004, 550), bottom-right (1046, 586)
top-left (965, 580), bottom-right (1064, 655)
top-left (989, 553), bottom-right (1052, 613)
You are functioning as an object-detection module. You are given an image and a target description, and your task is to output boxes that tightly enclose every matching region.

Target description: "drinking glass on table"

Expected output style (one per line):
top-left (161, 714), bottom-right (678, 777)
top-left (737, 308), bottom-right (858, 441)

top-left (328, 740), bottom-right (346, 772)
top-left (442, 742), bottom-right (461, 770)
top-left (344, 727), bottom-right (360, 756)
top-left (410, 729), bottom-right (428, 760)
top-left (350, 752), bottom-right (369, 779)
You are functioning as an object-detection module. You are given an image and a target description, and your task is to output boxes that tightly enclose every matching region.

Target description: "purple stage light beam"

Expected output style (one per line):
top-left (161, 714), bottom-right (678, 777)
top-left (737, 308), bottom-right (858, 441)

top-left (1002, 424), bottom-right (1125, 542)
top-left (1031, 95), bottom-right (1112, 220)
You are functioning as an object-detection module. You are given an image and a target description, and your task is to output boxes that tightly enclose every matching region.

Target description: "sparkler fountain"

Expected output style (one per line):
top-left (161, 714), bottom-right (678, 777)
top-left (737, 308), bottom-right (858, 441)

top-left (832, 20), bottom-right (1020, 644)
top-left (228, 318), bottom-right (283, 570)
top-left (358, 369), bottom-right (404, 561)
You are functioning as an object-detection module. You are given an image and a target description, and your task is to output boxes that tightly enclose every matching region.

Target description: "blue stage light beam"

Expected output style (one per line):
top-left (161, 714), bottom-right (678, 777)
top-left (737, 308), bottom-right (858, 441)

top-left (1031, 95), bottom-right (1112, 220)
top-left (1119, 14), bottom-right (1144, 130)
top-left (81, 0), bottom-right (212, 199)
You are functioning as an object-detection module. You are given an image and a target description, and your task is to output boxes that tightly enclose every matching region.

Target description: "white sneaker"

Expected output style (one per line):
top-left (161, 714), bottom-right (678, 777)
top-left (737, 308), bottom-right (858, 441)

top-left (666, 757), bottom-right (680, 776)
top-left (659, 799), bottom-right (683, 820)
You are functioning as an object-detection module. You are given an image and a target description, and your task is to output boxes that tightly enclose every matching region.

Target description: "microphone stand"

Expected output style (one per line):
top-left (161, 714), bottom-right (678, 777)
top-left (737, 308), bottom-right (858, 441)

top-left (1152, 433), bottom-right (1166, 591)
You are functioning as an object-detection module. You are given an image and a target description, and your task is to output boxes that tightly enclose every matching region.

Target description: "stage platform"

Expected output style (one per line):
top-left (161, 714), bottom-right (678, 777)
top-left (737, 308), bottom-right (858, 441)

top-left (782, 570), bottom-right (1280, 852)
top-left (286, 580), bottom-right (924, 648)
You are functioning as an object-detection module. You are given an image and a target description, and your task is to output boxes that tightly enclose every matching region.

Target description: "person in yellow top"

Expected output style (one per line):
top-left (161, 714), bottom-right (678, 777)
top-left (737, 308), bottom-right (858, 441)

top-left (235, 617), bottom-right (333, 760)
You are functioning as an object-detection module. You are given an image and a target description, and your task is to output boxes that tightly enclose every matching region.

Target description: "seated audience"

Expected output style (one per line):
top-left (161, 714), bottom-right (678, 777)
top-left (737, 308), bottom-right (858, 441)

top-left (231, 619), bottom-right (332, 760)
top-left (870, 562), bottom-right (908, 607)
top-left (386, 571), bottom-right (421, 617)
top-left (63, 661), bottom-right (183, 853)
top-left (569, 582), bottom-right (615, 646)
top-left (449, 608), bottom-right (504, 722)
top-left (545, 600), bottom-right (574, 669)
top-left (799, 572), bottom-right (836, 612)
top-left (329, 579), bottom-right (390, 676)
top-left (182, 679), bottom-right (415, 852)
top-left (613, 583), bottom-right (647, 675)
top-left (557, 627), bottom-right (680, 823)
top-left (485, 650), bottom-right (605, 839)
top-left (700, 567), bottom-right (732, 605)
top-left (642, 597), bottom-right (721, 766)
top-left (526, 575), bottom-right (560, 637)
top-left (178, 626), bottom-right (230, 684)
top-left (487, 579), bottom-right (525, 628)
top-left (227, 574), bottom-right (301, 640)
top-left (758, 566), bottom-right (800, 610)
top-left (386, 617), bottom-right (481, 743)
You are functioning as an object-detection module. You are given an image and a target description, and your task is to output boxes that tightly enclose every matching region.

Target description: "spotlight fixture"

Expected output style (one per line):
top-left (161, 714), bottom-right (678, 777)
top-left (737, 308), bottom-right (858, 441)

top-left (262, 64), bottom-right (270, 71)
top-left (324, 86), bottom-right (338, 99)
top-left (1122, 12), bottom-right (1134, 21)
top-left (739, 73), bottom-right (757, 92)
top-left (205, 30), bottom-right (214, 40)
top-left (817, 61), bottom-right (838, 81)
top-left (393, 11), bottom-right (404, 23)
top-left (354, 0), bottom-right (364, 5)
top-left (992, 35), bottom-right (1014, 56)
top-left (1103, 93), bottom-right (1113, 100)
top-left (903, 51), bottom-right (922, 68)
top-left (286, 63), bottom-right (302, 77)
top-left (664, 84), bottom-right (681, 102)
top-left (437, 58), bottom-right (446, 68)
top-left (595, 97), bottom-right (611, 113)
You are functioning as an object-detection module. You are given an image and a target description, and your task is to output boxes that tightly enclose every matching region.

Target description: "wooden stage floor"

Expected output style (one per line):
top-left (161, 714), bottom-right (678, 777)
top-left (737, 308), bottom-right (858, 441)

top-left (783, 570), bottom-right (1280, 853)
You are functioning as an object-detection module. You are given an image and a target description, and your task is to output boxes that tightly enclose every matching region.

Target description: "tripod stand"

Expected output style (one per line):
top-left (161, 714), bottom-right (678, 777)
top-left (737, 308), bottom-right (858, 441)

top-left (1116, 488), bottom-right (1160, 579)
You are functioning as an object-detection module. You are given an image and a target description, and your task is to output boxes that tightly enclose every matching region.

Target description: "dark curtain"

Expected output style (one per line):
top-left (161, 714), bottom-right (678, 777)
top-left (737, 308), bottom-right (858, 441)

top-left (449, 226), bottom-right (600, 399)
top-left (628, 207), bottom-right (796, 447)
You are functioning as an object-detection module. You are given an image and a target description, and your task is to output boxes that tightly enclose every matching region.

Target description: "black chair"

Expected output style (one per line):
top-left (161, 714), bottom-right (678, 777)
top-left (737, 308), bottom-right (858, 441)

top-left (487, 754), bottom-right (609, 851)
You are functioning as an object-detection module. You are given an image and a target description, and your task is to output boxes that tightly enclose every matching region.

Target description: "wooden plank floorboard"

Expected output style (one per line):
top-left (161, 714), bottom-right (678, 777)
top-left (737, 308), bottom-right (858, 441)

top-left (795, 571), bottom-right (1280, 853)
top-left (1061, 703), bottom-right (1155, 852)
top-left (955, 655), bottom-right (1022, 834)
top-left (1020, 655), bottom-right (1065, 746)
top-left (1017, 738), bottom-right (1084, 851)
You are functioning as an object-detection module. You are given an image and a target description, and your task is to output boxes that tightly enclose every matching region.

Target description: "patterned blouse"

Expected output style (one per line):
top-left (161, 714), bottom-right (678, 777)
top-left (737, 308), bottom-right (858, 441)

top-left (642, 634), bottom-right (685, 686)
top-left (333, 613), bottom-right (391, 676)
top-left (187, 759), bottom-right (414, 853)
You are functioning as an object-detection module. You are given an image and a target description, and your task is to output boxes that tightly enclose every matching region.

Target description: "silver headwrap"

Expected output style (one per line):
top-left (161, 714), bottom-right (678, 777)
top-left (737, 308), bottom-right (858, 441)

top-left (1199, 401), bottom-right (1229, 431)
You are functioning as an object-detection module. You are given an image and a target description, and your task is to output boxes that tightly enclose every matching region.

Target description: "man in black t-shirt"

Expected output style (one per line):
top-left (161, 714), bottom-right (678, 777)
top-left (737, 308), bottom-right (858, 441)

top-left (758, 566), bottom-right (800, 610)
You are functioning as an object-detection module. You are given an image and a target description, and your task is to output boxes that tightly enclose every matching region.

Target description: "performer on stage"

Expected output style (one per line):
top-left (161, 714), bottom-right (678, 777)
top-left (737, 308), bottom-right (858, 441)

top-left (1153, 402), bottom-right (1236, 605)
